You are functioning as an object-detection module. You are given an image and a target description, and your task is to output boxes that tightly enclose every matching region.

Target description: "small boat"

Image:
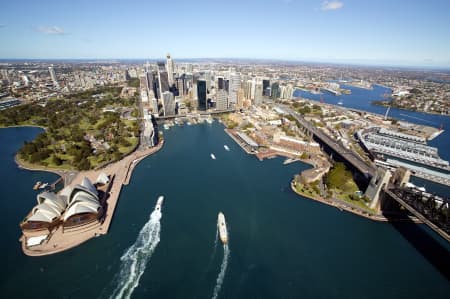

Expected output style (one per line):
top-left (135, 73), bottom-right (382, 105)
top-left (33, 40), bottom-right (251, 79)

top-left (210, 153), bottom-right (216, 160)
top-left (217, 212), bottom-right (228, 244)
top-left (33, 181), bottom-right (42, 190)
top-left (163, 124), bottom-right (170, 130)
top-left (39, 183), bottom-right (48, 189)
top-left (337, 99), bottom-right (343, 105)
top-left (224, 145), bottom-right (230, 151)
top-left (155, 196), bottom-right (164, 212)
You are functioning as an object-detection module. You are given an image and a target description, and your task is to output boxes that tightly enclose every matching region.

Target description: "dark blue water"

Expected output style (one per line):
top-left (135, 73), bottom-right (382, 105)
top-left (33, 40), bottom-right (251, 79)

top-left (294, 85), bottom-right (450, 161)
top-left (1, 124), bottom-right (449, 299)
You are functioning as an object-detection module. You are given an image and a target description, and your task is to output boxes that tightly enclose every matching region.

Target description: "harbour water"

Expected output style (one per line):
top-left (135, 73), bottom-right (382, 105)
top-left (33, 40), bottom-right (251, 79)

top-left (0, 123), bottom-right (449, 298)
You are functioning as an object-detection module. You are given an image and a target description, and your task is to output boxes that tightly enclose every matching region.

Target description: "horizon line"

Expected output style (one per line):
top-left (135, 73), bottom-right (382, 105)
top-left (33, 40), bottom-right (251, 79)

top-left (0, 57), bottom-right (449, 70)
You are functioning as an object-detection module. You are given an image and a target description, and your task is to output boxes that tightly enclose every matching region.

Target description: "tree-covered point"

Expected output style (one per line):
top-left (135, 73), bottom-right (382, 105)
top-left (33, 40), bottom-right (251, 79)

top-left (0, 86), bottom-right (140, 170)
top-left (325, 162), bottom-right (355, 192)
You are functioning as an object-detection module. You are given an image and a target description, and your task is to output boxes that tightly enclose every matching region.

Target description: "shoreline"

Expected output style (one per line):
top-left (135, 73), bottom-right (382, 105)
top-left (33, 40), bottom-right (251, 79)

top-left (290, 182), bottom-right (421, 223)
top-left (20, 140), bottom-right (164, 256)
top-left (371, 102), bottom-right (450, 118)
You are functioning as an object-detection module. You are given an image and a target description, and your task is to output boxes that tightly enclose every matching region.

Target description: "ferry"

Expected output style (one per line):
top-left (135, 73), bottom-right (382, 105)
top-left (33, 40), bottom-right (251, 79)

top-left (217, 212), bottom-right (228, 244)
top-left (155, 196), bottom-right (164, 212)
top-left (33, 181), bottom-right (42, 190)
top-left (224, 145), bottom-right (230, 151)
top-left (210, 153), bottom-right (216, 160)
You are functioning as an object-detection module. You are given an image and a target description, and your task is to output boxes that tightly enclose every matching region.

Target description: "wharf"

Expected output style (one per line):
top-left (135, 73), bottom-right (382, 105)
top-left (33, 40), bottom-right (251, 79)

top-left (21, 141), bottom-right (164, 256)
top-left (224, 129), bottom-right (255, 155)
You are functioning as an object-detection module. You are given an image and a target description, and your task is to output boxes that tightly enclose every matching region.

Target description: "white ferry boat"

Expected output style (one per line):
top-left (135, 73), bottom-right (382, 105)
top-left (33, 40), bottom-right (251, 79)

top-left (210, 153), bottom-right (216, 160)
top-left (224, 145), bottom-right (230, 151)
top-left (217, 212), bottom-right (228, 244)
top-left (155, 196), bottom-right (164, 212)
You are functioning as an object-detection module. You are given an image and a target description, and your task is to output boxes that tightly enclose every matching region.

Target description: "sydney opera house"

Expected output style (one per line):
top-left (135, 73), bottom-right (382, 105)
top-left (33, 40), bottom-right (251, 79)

top-left (20, 174), bottom-right (110, 240)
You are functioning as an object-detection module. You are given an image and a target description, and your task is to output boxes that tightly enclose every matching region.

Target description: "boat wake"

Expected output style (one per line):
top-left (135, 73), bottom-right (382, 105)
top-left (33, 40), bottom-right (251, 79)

top-left (206, 229), bottom-right (219, 270)
top-left (109, 208), bottom-right (162, 299)
top-left (211, 244), bottom-right (230, 299)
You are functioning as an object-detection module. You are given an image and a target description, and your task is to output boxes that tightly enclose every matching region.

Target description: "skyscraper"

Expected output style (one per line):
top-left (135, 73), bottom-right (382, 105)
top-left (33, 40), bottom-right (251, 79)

top-left (215, 89), bottom-right (228, 111)
top-left (271, 82), bottom-right (280, 100)
top-left (217, 77), bottom-right (224, 90)
top-left (262, 79), bottom-right (270, 96)
top-left (229, 73), bottom-right (241, 107)
top-left (254, 82), bottom-right (263, 105)
top-left (197, 79), bottom-right (207, 110)
top-left (166, 53), bottom-right (174, 86)
top-left (158, 68), bottom-right (170, 99)
top-left (48, 66), bottom-right (59, 88)
top-left (162, 91), bottom-right (175, 116)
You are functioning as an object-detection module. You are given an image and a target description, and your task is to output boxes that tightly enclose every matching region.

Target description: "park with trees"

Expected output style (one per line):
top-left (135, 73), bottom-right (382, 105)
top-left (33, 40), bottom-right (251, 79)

top-left (0, 86), bottom-right (140, 170)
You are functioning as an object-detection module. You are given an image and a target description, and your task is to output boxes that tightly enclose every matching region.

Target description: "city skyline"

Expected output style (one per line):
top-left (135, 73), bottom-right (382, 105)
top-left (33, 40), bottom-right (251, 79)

top-left (1, 0), bottom-right (450, 67)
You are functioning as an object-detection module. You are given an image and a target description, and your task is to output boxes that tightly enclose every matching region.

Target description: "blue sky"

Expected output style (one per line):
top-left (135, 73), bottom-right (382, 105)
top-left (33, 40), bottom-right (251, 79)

top-left (1, 0), bottom-right (450, 67)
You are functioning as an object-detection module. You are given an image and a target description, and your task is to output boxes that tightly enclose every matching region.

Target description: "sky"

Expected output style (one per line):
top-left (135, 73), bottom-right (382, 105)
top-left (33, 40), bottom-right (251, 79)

top-left (1, 0), bottom-right (450, 67)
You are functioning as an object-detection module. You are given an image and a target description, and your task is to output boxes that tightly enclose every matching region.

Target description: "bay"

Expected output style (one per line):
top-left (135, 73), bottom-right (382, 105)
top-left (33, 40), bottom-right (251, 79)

top-left (0, 123), bottom-right (449, 299)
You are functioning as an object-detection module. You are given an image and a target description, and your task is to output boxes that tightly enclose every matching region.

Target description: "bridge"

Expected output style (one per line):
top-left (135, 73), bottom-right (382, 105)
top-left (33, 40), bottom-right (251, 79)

top-left (282, 106), bottom-right (376, 178)
top-left (385, 188), bottom-right (450, 242)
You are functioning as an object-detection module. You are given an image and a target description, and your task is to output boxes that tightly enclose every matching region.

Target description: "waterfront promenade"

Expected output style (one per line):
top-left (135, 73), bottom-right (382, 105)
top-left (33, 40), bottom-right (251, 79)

top-left (21, 141), bottom-right (164, 256)
top-left (290, 182), bottom-right (421, 223)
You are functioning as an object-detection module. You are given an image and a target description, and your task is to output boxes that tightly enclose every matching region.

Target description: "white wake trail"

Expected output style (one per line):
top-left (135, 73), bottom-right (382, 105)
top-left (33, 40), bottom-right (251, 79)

top-left (212, 244), bottom-right (230, 299)
top-left (110, 209), bottom-right (162, 299)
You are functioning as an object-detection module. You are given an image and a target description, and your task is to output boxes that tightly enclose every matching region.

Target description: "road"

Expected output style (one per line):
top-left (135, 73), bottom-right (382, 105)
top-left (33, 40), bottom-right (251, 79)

top-left (281, 106), bottom-right (376, 177)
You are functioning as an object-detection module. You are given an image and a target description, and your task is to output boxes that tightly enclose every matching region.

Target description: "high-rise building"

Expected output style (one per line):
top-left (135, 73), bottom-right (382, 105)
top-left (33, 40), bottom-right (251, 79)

top-left (263, 79), bottom-right (270, 96)
top-left (166, 53), bottom-right (174, 86)
top-left (1, 69), bottom-right (9, 81)
top-left (262, 79), bottom-right (270, 92)
top-left (162, 91), bottom-right (175, 116)
top-left (197, 79), bottom-right (207, 111)
top-left (229, 73), bottom-right (241, 107)
top-left (215, 89), bottom-right (228, 110)
top-left (244, 80), bottom-right (252, 99)
top-left (48, 66), bottom-right (59, 88)
top-left (271, 82), bottom-right (280, 100)
top-left (158, 70), bottom-right (170, 99)
top-left (217, 77), bottom-right (224, 90)
top-left (254, 82), bottom-right (263, 105)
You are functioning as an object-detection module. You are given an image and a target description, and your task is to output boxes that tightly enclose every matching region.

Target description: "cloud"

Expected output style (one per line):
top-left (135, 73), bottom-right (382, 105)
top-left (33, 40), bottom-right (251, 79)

top-left (36, 26), bottom-right (66, 35)
top-left (321, 1), bottom-right (344, 11)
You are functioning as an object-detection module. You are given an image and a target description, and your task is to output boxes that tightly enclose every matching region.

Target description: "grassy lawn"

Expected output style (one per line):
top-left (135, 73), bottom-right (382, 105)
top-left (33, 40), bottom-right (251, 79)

top-left (294, 181), bottom-right (321, 199)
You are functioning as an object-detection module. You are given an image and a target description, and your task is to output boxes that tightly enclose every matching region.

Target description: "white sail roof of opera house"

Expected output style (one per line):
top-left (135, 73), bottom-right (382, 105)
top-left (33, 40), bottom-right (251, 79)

top-left (68, 177), bottom-right (98, 203)
top-left (63, 177), bottom-right (102, 221)
top-left (96, 172), bottom-right (109, 185)
top-left (27, 192), bottom-right (67, 223)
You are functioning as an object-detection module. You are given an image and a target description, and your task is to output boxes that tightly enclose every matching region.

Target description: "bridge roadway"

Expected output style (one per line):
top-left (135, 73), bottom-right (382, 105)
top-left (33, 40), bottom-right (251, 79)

top-left (385, 189), bottom-right (450, 242)
top-left (282, 106), bottom-right (376, 177)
